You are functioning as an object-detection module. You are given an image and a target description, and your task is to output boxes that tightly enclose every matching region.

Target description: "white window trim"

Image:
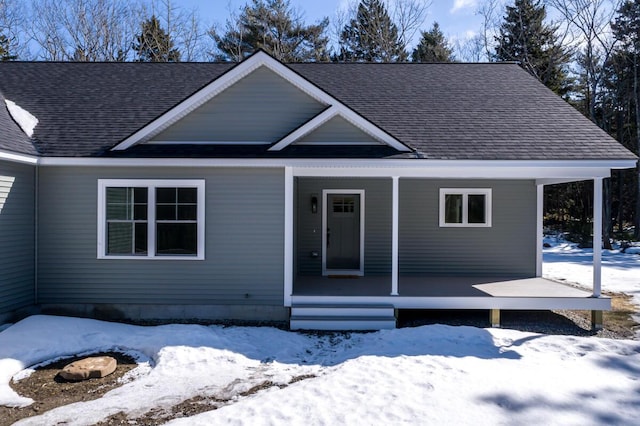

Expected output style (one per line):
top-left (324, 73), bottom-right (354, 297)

top-left (439, 188), bottom-right (492, 228)
top-left (98, 179), bottom-right (205, 260)
top-left (321, 189), bottom-right (365, 276)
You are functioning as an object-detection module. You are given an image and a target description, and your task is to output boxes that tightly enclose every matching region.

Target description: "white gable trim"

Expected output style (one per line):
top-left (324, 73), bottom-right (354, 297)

top-left (268, 104), bottom-right (405, 151)
top-left (0, 149), bottom-right (39, 165)
top-left (111, 51), bottom-right (410, 152)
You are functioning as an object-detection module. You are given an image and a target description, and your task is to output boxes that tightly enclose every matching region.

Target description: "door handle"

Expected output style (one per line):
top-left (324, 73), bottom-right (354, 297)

top-left (327, 228), bottom-right (330, 248)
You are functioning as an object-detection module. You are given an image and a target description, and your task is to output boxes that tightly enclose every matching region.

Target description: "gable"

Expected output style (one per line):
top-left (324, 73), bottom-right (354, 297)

top-left (294, 115), bottom-right (384, 145)
top-left (112, 51), bottom-right (409, 153)
top-left (150, 66), bottom-right (326, 144)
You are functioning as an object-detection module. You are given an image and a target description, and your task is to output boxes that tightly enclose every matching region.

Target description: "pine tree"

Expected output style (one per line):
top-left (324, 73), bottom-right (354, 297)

top-left (0, 33), bottom-right (15, 61)
top-left (411, 22), bottom-right (454, 62)
top-left (212, 0), bottom-right (329, 62)
top-left (611, 0), bottom-right (640, 239)
top-left (133, 15), bottom-right (180, 62)
top-left (335, 0), bottom-right (407, 62)
top-left (494, 0), bottom-right (570, 95)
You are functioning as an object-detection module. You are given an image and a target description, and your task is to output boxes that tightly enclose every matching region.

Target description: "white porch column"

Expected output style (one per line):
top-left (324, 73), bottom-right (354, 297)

top-left (536, 184), bottom-right (544, 277)
top-left (593, 177), bottom-right (603, 298)
top-left (284, 167), bottom-right (294, 306)
top-left (391, 176), bottom-right (399, 296)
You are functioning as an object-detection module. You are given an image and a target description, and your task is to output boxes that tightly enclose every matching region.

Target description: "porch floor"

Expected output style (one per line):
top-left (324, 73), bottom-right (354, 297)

top-left (293, 276), bottom-right (592, 298)
top-left (291, 275), bottom-right (609, 310)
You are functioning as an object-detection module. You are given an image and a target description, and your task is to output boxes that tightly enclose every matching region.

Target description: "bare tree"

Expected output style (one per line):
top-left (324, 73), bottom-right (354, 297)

top-left (477, 0), bottom-right (503, 61)
top-left (547, 0), bottom-right (621, 121)
top-left (144, 0), bottom-right (208, 61)
top-left (547, 0), bottom-right (622, 248)
top-left (29, 0), bottom-right (139, 61)
top-left (0, 0), bottom-right (28, 59)
top-left (390, 0), bottom-right (432, 50)
top-left (454, 34), bottom-right (486, 62)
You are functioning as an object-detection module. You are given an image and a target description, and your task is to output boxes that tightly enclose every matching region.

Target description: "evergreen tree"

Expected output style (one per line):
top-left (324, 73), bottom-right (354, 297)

top-left (133, 15), bottom-right (180, 62)
top-left (411, 22), bottom-right (454, 62)
top-left (0, 33), bottom-right (15, 61)
top-left (611, 0), bottom-right (640, 239)
top-left (335, 0), bottom-right (407, 62)
top-left (494, 0), bottom-right (570, 95)
top-left (212, 0), bottom-right (329, 62)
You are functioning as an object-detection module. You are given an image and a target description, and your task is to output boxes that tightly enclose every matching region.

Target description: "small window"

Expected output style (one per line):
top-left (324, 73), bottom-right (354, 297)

top-left (98, 180), bottom-right (205, 259)
top-left (439, 188), bottom-right (491, 227)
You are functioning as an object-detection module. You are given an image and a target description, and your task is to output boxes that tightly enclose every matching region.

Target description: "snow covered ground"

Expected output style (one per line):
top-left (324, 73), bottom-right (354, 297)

top-left (0, 245), bottom-right (638, 425)
top-left (543, 241), bottom-right (640, 324)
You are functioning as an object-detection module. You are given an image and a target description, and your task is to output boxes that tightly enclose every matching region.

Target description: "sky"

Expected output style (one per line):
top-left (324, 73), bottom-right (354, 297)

top-left (178, 0), bottom-right (484, 50)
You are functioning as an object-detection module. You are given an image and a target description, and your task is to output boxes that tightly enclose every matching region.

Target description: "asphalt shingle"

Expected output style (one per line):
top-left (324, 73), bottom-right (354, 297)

top-left (0, 61), bottom-right (635, 160)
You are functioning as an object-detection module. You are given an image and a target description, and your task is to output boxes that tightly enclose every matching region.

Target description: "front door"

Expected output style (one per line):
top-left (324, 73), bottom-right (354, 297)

top-left (323, 190), bottom-right (364, 275)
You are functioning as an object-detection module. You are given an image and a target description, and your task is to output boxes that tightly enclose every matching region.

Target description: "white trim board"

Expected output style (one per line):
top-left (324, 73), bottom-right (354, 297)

top-left (290, 295), bottom-right (611, 310)
top-left (269, 105), bottom-right (404, 151)
top-left (322, 189), bottom-right (365, 276)
top-left (36, 157), bottom-right (635, 177)
top-left (111, 51), bottom-right (410, 153)
top-left (0, 150), bottom-right (39, 165)
top-left (97, 179), bottom-right (206, 260)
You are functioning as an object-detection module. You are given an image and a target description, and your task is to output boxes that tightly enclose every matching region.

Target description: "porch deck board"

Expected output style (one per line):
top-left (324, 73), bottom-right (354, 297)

top-left (293, 276), bottom-right (593, 298)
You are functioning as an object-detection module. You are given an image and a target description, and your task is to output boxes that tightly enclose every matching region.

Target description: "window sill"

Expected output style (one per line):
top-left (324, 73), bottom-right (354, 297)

top-left (97, 255), bottom-right (204, 261)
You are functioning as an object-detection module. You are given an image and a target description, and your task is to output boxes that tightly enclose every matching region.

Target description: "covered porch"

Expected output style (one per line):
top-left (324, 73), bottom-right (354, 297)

top-left (281, 161), bottom-right (621, 330)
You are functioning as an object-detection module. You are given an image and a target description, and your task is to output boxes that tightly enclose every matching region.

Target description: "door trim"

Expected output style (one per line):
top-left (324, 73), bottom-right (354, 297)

top-left (322, 189), bottom-right (365, 276)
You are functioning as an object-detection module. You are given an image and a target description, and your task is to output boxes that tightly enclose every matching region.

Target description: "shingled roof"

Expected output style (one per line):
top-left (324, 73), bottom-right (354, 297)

top-left (0, 59), bottom-right (636, 160)
top-left (0, 90), bottom-right (38, 156)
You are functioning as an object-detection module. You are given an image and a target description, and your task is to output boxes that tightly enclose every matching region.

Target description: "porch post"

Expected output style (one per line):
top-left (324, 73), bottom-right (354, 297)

top-left (391, 176), bottom-right (399, 296)
top-left (284, 167), bottom-right (294, 307)
top-left (536, 184), bottom-right (544, 277)
top-left (593, 177), bottom-right (603, 298)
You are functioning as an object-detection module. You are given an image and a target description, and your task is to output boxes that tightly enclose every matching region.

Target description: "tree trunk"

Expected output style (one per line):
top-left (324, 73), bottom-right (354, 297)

top-left (634, 53), bottom-right (640, 240)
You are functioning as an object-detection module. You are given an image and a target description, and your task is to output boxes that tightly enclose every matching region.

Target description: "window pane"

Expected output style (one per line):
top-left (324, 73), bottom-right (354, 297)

top-left (107, 204), bottom-right (129, 220)
top-left (134, 187), bottom-right (148, 203)
top-left (134, 223), bottom-right (148, 254)
top-left (468, 194), bottom-right (486, 223)
top-left (134, 204), bottom-right (147, 220)
top-left (156, 188), bottom-right (176, 203)
top-left (178, 205), bottom-right (197, 220)
top-left (178, 188), bottom-right (197, 203)
top-left (156, 223), bottom-right (197, 255)
top-left (445, 194), bottom-right (463, 223)
top-left (106, 187), bottom-right (128, 203)
top-left (107, 222), bottom-right (132, 254)
top-left (156, 204), bottom-right (176, 220)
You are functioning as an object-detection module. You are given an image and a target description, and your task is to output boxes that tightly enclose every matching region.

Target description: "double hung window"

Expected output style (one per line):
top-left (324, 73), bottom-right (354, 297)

top-left (98, 180), bottom-right (205, 259)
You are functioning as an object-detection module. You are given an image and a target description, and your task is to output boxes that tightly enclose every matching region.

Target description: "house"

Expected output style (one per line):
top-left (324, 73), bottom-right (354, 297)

top-left (0, 52), bottom-right (637, 330)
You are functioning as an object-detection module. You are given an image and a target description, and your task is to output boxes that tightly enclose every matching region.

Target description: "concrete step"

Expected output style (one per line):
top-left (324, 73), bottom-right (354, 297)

top-left (291, 304), bottom-right (395, 317)
top-left (290, 315), bottom-right (397, 331)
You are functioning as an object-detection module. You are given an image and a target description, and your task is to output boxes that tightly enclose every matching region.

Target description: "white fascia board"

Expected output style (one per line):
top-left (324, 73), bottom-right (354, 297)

top-left (269, 104), bottom-right (409, 152)
top-left (111, 51), bottom-right (410, 153)
top-left (112, 52), bottom-right (276, 151)
top-left (38, 157), bottom-right (633, 178)
top-left (0, 149), bottom-right (39, 165)
top-left (270, 107), bottom-right (338, 150)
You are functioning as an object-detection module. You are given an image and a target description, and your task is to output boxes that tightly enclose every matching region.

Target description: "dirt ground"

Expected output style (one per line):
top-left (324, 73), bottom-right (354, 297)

top-left (1, 296), bottom-right (637, 425)
top-left (0, 352), bottom-right (137, 426)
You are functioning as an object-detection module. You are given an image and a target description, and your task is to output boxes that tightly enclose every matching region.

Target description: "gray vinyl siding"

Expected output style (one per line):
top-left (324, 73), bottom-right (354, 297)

top-left (0, 160), bottom-right (35, 314)
top-left (151, 66), bottom-right (325, 143)
top-left (399, 179), bottom-right (536, 276)
top-left (37, 167), bottom-right (284, 305)
top-left (296, 178), bottom-right (392, 275)
top-left (296, 116), bottom-right (381, 144)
